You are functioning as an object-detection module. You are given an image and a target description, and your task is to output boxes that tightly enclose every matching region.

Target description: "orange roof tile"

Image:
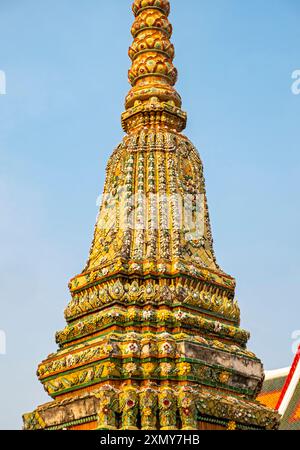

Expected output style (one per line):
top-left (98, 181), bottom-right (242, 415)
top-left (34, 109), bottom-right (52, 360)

top-left (258, 391), bottom-right (282, 410)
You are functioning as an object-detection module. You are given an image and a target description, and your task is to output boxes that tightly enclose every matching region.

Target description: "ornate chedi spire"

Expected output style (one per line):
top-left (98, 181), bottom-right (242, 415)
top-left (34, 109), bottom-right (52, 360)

top-left (23, 0), bottom-right (280, 431)
top-left (122, 0), bottom-right (186, 134)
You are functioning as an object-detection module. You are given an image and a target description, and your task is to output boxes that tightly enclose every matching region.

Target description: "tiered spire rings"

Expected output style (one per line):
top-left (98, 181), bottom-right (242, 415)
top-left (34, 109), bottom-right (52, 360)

top-left (122, 0), bottom-right (186, 133)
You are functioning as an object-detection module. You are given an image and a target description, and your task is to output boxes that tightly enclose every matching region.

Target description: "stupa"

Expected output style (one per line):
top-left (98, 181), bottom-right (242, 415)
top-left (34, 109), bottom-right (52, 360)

top-left (23, 0), bottom-right (280, 430)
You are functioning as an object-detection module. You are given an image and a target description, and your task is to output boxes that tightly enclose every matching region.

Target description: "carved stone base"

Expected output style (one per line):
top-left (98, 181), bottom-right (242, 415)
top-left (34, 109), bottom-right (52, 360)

top-left (23, 385), bottom-right (280, 431)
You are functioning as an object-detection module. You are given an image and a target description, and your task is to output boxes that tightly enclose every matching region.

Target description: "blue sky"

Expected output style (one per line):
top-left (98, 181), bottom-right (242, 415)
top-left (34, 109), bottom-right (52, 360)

top-left (0, 0), bottom-right (299, 429)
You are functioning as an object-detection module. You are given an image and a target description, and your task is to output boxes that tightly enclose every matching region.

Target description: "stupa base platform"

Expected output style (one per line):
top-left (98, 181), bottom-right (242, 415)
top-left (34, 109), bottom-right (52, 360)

top-left (23, 384), bottom-right (280, 431)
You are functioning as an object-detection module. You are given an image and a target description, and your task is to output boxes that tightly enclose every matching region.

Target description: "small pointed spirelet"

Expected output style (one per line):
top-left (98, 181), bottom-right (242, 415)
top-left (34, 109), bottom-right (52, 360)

top-left (122, 0), bottom-right (187, 133)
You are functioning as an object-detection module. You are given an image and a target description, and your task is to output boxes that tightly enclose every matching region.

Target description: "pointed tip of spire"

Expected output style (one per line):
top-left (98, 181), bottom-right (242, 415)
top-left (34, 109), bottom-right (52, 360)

top-left (132, 0), bottom-right (170, 18)
top-left (122, 0), bottom-right (187, 133)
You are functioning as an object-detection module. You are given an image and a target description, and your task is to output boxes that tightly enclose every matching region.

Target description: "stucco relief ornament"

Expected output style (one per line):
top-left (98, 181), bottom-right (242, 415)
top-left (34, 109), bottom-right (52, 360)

top-left (159, 341), bottom-right (174, 357)
top-left (102, 343), bottom-right (114, 356)
top-left (177, 362), bottom-right (192, 377)
top-left (214, 321), bottom-right (222, 333)
top-left (142, 310), bottom-right (153, 321)
top-left (120, 387), bottom-right (139, 430)
top-left (142, 362), bottom-right (157, 377)
top-left (141, 339), bottom-right (157, 358)
top-left (123, 363), bottom-right (140, 377)
top-left (140, 388), bottom-right (158, 430)
top-left (129, 343), bottom-right (139, 353)
top-left (174, 310), bottom-right (187, 321)
top-left (159, 388), bottom-right (177, 430)
top-left (227, 421), bottom-right (237, 431)
top-left (160, 362), bottom-right (174, 377)
top-left (96, 387), bottom-right (119, 430)
top-left (178, 389), bottom-right (198, 430)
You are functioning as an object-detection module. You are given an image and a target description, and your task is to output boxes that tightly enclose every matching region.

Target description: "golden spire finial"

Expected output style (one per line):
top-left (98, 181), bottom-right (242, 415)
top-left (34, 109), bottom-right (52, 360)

top-left (122, 0), bottom-right (187, 133)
